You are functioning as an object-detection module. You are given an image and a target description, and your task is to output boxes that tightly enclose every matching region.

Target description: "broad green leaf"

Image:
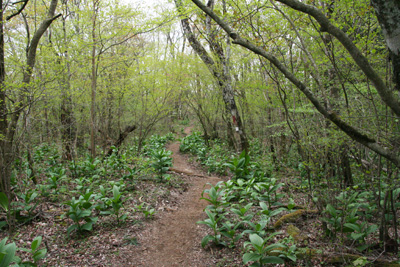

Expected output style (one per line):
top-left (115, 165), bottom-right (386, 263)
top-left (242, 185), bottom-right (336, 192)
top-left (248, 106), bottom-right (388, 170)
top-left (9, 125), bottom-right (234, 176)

top-left (326, 204), bottom-right (337, 217)
top-left (343, 223), bottom-right (360, 232)
top-left (31, 236), bottom-right (42, 251)
top-left (0, 222), bottom-right (7, 229)
top-left (0, 241), bottom-right (17, 267)
top-left (82, 202), bottom-right (92, 209)
top-left (80, 210), bottom-right (91, 217)
top-left (259, 202), bottom-right (268, 210)
top-left (0, 193), bottom-right (9, 212)
top-left (366, 224), bottom-right (378, 234)
top-left (249, 234), bottom-right (264, 247)
top-left (261, 256), bottom-right (285, 264)
top-left (356, 244), bottom-right (369, 252)
top-left (243, 252), bottom-right (262, 264)
top-left (265, 243), bottom-right (286, 252)
top-left (81, 222), bottom-right (93, 231)
top-left (351, 233), bottom-right (365, 241)
top-left (33, 248), bottom-right (47, 261)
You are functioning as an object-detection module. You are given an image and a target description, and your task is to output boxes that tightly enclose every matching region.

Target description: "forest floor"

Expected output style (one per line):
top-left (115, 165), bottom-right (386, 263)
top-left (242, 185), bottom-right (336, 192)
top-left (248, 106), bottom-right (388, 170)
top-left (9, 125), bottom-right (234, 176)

top-left (2, 126), bottom-right (399, 266)
top-left (1, 126), bottom-right (244, 266)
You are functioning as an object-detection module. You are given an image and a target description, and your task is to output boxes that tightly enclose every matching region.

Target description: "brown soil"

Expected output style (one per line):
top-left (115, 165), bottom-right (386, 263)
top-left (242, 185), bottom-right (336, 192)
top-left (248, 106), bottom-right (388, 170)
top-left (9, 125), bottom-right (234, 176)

top-left (127, 126), bottom-right (222, 266)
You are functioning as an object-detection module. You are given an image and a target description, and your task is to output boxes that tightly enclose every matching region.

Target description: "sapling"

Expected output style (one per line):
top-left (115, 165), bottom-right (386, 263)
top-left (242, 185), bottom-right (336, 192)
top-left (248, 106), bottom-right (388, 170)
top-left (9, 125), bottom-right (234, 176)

top-left (243, 233), bottom-right (285, 266)
top-left (64, 190), bottom-right (98, 236)
top-left (197, 208), bottom-right (227, 248)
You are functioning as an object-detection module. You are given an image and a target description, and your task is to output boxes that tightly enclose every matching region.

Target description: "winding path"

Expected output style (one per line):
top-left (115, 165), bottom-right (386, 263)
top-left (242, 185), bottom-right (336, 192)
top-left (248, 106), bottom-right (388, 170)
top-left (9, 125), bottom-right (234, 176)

top-left (130, 127), bottom-right (221, 266)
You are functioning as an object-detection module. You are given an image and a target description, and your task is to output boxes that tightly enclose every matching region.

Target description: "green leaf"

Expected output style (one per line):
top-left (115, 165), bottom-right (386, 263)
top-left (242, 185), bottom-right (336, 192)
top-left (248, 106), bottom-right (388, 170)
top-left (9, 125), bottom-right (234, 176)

top-left (326, 204), bottom-right (337, 217)
top-left (261, 256), bottom-right (285, 264)
top-left (356, 244), bottom-right (369, 252)
top-left (0, 254), bottom-right (5, 265)
top-left (81, 202), bottom-right (92, 210)
top-left (249, 234), bottom-right (264, 248)
top-left (201, 235), bottom-right (214, 248)
top-left (343, 223), bottom-right (360, 232)
top-left (259, 202), bottom-right (268, 211)
top-left (0, 193), bottom-right (9, 212)
top-left (366, 224), bottom-right (378, 235)
top-left (265, 243), bottom-right (286, 252)
top-left (0, 240), bottom-right (17, 267)
top-left (80, 210), bottom-right (91, 217)
top-left (350, 233), bottom-right (365, 241)
top-left (0, 237), bottom-right (7, 248)
top-left (0, 222), bottom-right (7, 229)
top-left (67, 225), bottom-right (78, 236)
top-left (243, 252), bottom-right (262, 264)
top-left (31, 236), bottom-right (42, 251)
top-left (33, 248), bottom-right (47, 261)
top-left (81, 222), bottom-right (93, 231)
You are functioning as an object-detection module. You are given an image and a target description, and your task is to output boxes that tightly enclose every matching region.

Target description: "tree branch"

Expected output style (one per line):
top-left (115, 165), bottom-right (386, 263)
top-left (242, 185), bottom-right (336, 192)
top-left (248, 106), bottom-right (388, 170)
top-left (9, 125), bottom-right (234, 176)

top-left (189, 0), bottom-right (400, 167)
top-left (6, 0), bottom-right (29, 21)
top-left (25, 0), bottom-right (61, 81)
top-left (274, 0), bottom-right (400, 118)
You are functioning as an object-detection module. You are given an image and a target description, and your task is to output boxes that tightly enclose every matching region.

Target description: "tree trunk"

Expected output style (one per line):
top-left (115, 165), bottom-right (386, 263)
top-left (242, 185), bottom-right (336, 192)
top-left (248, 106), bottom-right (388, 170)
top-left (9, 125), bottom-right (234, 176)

top-left (60, 12), bottom-right (75, 161)
top-left (0, 0), bottom-right (60, 200)
top-left (174, 0), bottom-right (249, 152)
top-left (90, 0), bottom-right (99, 158)
top-left (371, 0), bottom-right (400, 91)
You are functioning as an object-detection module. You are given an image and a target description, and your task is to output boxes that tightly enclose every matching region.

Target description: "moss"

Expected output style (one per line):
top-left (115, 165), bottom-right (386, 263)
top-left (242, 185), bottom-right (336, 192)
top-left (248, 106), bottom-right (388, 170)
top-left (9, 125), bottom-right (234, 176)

top-left (274, 209), bottom-right (318, 229)
top-left (286, 224), bottom-right (307, 243)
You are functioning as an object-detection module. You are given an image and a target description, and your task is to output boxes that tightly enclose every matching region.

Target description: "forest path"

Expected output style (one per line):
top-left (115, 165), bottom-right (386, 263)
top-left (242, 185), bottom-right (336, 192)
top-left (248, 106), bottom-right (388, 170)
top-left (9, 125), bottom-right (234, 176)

top-left (129, 126), bottom-right (221, 266)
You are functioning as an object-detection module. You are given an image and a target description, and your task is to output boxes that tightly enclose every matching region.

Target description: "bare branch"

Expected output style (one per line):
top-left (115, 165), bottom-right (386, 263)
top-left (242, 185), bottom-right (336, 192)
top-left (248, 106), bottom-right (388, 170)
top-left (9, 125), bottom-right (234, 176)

top-left (6, 0), bottom-right (29, 21)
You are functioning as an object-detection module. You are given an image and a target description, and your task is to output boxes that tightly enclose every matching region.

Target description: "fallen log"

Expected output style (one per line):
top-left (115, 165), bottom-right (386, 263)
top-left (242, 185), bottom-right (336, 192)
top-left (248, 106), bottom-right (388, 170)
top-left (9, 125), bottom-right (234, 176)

top-left (105, 125), bottom-right (136, 157)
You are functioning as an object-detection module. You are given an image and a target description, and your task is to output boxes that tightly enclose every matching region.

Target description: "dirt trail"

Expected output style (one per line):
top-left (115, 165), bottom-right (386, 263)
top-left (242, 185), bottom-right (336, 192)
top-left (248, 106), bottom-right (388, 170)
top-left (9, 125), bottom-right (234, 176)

top-left (129, 127), bottom-right (221, 266)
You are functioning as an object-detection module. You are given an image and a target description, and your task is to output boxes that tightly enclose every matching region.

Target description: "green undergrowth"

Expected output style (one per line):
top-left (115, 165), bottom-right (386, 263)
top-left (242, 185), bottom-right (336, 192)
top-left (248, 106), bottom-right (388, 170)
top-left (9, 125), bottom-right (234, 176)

top-left (180, 131), bottom-right (400, 266)
top-left (0, 133), bottom-right (182, 265)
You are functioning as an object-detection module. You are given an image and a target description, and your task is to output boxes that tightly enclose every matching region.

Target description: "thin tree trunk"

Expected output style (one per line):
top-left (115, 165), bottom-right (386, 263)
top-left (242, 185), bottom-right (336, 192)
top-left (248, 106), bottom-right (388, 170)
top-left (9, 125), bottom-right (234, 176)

top-left (0, 0), bottom-right (60, 200)
top-left (90, 0), bottom-right (98, 158)
top-left (60, 8), bottom-right (75, 161)
top-left (175, 0), bottom-right (249, 152)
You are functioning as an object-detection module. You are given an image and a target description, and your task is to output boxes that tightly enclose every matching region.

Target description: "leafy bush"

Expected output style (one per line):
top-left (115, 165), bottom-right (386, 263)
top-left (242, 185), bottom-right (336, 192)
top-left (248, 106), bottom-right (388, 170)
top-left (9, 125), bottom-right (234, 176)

top-left (0, 236), bottom-right (47, 266)
top-left (321, 190), bottom-right (380, 250)
top-left (96, 184), bottom-right (127, 224)
top-left (243, 233), bottom-right (286, 266)
top-left (150, 149), bottom-right (173, 181)
top-left (64, 190), bottom-right (98, 236)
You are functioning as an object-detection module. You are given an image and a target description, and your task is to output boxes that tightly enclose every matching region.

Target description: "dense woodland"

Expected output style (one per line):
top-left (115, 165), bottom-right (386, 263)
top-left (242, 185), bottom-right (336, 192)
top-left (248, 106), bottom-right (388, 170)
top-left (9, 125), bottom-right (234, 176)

top-left (0, 0), bottom-right (399, 266)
